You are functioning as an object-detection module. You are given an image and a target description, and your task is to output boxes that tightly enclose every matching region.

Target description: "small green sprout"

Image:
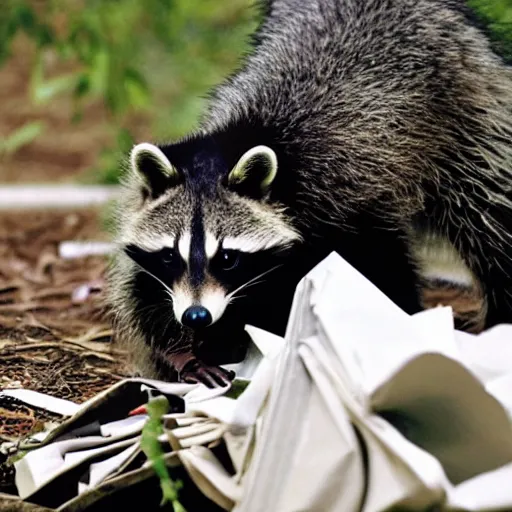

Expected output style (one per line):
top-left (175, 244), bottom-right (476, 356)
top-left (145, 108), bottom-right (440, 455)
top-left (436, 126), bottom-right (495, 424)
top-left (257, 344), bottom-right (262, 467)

top-left (140, 395), bottom-right (187, 512)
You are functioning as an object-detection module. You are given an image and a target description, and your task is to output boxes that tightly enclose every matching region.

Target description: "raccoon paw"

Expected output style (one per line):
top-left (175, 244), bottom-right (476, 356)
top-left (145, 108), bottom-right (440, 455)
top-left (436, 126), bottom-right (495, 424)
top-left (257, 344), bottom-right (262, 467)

top-left (170, 352), bottom-right (235, 388)
top-left (181, 360), bottom-right (235, 388)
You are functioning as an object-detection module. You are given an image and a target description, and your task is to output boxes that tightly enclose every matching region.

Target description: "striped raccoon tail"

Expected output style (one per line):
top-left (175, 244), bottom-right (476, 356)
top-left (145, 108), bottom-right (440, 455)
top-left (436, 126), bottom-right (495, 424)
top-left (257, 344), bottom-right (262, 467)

top-left (411, 231), bottom-right (487, 334)
top-left (420, 277), bottom-right (487, 334)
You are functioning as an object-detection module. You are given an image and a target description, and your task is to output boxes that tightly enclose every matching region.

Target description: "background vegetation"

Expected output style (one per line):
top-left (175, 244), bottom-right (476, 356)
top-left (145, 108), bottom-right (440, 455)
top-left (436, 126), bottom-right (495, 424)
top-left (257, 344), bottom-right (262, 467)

top-left (0, 0), bottom-right (510, 184)
top-left (0, 0), bottom-right (257, 183)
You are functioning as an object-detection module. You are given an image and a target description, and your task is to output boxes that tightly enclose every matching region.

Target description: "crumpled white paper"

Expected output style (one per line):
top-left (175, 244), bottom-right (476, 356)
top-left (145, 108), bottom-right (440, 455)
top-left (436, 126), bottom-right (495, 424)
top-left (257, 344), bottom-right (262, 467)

top-left (6, 251), bottom-right (512, 512)
top-left (235, 252), bottom-right (512, 512)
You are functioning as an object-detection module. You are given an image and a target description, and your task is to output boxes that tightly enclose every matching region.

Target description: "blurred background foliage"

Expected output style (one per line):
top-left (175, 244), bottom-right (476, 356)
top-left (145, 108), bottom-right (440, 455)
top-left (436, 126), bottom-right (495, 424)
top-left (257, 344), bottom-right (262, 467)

top-left (0, 0), bottom-right (510, 185)
top-left (0, 0), bottom-right (257, 183)
top-left (469, 0), bottom-right (512, 61)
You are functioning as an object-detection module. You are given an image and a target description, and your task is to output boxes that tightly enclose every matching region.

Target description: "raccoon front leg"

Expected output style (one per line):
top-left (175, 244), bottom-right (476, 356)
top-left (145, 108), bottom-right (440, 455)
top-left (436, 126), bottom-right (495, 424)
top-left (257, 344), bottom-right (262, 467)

top-left (456, 230), bottom-right (512, 329)
top-left (178, 357), bottom-right (235, 388)
top-left (154, 344), bottom-right (235, 388)
top-left (159, 321), bottom-right (241, 387)
top-left (170, 351), bottom-right (235, 388)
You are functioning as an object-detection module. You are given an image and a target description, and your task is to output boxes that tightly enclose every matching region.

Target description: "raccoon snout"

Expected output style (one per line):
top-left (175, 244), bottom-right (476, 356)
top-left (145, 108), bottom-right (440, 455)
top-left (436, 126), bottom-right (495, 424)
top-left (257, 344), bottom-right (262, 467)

top-left (182, 306), bottom-right (213, 329)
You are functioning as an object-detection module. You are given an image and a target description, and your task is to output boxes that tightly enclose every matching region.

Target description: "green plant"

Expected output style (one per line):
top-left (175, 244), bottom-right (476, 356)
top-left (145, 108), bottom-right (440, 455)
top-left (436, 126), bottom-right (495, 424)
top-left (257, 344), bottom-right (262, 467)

top-left (0, 121), bottom-right (45, 156)
top-left (141, 395), bottom-right (186, 512)
top-left (2, 1), bottom-right (510, 183)
top-left (468, 0), bottom-right (512, 62)
top-left (0, 0), bottom-right (257, 182)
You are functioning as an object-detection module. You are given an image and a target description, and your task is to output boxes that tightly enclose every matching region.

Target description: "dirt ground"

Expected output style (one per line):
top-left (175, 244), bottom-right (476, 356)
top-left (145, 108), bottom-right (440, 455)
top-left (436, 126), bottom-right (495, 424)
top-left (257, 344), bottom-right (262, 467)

top-left (0, 32), bottom-right (151, 499)
top-left (0, 207), bottom-right (130, 494)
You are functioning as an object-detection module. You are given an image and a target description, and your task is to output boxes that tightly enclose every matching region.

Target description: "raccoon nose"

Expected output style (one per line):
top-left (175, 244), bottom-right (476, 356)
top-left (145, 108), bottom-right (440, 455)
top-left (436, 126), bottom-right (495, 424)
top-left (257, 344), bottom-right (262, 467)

top-left (182, 306), bottom-right (212, 328)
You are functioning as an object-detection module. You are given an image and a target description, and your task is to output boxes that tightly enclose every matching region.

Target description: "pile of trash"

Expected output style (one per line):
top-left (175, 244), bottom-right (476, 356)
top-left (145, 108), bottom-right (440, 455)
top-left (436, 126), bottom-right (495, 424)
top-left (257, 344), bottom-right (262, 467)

top-left (2, 252), bottom-right (512, 511)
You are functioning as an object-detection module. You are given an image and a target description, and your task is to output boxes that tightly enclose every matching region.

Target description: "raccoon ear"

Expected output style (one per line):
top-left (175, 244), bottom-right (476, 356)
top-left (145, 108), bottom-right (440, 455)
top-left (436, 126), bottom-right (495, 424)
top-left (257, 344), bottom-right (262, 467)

top-left (130, 142), bottom-right (182, 198)
top-left (227, 145), bottom-right (277, 198)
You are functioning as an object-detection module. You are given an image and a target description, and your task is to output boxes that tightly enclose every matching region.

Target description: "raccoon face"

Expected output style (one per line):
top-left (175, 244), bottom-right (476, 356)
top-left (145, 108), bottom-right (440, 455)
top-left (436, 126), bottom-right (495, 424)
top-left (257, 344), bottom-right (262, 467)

top-left (118, 141), bottom-right (301, 330)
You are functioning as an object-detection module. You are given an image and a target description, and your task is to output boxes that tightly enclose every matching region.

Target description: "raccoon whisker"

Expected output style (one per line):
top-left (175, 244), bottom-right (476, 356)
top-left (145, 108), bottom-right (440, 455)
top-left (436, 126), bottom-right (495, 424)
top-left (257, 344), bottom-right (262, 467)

top-left (135, 303), bottom-right (167, 317)
top-left (138, 300), bottom-right (176, 334)
top-left (162, 317), bottom-right (178, 343)
top-left (230, 280), bottom-right (265, 300)
top-left (227, 265), bottom-right (282, 300)
top-left (130, 261), bottom-right (175, 299)
top-left (228, 294), bottom-right (247, 305)
top-left (135, 298), bottom-right (173, 316)
top-left (163, 329), bottom-right (188, 353)
top-left (227, 274), bottom-right (270, 300)
top-left (237, 265), bottom-right (282, 295)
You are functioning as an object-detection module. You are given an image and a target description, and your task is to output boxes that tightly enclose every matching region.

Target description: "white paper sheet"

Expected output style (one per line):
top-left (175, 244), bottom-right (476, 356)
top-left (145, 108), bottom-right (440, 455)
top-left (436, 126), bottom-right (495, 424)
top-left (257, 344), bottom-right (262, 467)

top-left (78, 443), bottom-right (140, 494)
top-left (0, 388), bottom-right (80, 416)
top-left (237, 252), bottom-right (512, 512)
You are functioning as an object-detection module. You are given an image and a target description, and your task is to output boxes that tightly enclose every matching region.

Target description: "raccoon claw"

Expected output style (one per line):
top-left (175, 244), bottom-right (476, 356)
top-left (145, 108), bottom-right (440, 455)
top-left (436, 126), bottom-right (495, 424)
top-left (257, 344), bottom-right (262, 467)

top-left (165, 351), bottom-right (235, 388)
top-left (181, 361), bottom-right (235, 388)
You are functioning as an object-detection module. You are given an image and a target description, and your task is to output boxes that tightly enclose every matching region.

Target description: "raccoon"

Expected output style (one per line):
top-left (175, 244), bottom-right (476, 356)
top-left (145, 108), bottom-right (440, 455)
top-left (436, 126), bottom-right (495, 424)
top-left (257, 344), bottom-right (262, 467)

top-left (411, 232), bottom-right (487, 333)
top-left (107, 0), bottom-right (512, 387)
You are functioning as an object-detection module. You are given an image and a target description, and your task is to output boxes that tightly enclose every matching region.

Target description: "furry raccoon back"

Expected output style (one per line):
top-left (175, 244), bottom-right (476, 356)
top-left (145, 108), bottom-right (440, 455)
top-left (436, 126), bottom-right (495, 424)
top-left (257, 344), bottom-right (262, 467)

top-left (200, 0), bottom-right (512, 324)
top-left (108, 0), bottom-right (512, 380)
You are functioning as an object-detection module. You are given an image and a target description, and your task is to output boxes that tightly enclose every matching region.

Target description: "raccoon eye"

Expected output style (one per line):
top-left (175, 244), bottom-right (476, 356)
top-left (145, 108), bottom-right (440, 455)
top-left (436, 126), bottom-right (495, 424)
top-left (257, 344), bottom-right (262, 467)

top-left (161, 248), bottom-right (176, 266)
top-left (219, 250), bottom-right (240, 271)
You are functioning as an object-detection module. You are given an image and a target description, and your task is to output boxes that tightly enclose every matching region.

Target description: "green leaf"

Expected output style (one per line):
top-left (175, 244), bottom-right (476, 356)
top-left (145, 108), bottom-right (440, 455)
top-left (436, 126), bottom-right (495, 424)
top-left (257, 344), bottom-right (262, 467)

top-left (141, 396), bottom-right (187, 512)
top-left (105, 84), bottom-right (124, 115)
top-left (36, 24), bottom-right (55, 48)
top-left (7, 450), bottom-right (28, 466)
top-left (29, 50), bottom-right (79, 104)
top-left (15, 3), bottom-right (36, 33)
top-left (0, 121), bottom-right (45, 156)
top-left (88, 49), bottom-right (109, 94)
top-left (33, 72), bottom-right (79, 104)
top-left (74, 73), bottom-right (91, 98)
top-left (117, 127), bottom-right (135, 151)
top-left (124, 67), bottom-right (150, 108)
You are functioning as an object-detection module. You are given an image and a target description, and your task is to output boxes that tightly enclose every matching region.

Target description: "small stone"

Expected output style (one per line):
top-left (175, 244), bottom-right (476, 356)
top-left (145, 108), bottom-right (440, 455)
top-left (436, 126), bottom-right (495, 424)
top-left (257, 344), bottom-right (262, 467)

top-left (72, 284), bottom-right (90, 304)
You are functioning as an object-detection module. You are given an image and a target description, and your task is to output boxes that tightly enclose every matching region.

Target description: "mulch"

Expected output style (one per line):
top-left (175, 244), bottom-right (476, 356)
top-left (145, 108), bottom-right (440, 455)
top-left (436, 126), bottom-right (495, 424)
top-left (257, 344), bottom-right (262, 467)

top-left (0, 207), bottom-right (130, 496)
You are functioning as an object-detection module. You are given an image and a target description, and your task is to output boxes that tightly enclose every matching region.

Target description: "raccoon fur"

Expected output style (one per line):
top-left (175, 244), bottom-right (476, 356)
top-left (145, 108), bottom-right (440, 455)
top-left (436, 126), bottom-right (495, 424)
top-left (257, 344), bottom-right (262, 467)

top-left (411, 232), bottom-right (487, 333)
top-left (107, 0), bottom-right (512, 386)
